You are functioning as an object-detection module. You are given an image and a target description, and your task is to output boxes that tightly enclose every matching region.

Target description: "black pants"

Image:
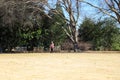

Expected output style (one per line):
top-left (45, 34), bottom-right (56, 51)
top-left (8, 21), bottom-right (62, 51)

top-left (50, 48), bottom-right (54, 53)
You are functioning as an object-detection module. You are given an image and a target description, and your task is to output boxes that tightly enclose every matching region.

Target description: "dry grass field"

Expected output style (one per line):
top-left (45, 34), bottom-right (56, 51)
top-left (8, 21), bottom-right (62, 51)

top-left (0, 52), bottom-right (120, 80)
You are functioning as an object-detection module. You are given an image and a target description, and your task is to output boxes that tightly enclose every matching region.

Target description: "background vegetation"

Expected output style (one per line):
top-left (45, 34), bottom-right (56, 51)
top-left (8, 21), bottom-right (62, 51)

top-left (0, 0), bottom-right (120, 52)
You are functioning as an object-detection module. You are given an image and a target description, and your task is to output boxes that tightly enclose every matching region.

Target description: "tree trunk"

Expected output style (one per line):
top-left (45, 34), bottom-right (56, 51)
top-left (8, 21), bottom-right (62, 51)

top-left (73, 42), bottom-right (78, 52)
top-left (72, 26), bottom-right (78, 52)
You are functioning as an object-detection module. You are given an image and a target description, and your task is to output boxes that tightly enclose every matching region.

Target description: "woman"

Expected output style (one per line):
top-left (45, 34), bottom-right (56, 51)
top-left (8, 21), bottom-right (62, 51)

top-left (50, 41), bottom-right (54, 53)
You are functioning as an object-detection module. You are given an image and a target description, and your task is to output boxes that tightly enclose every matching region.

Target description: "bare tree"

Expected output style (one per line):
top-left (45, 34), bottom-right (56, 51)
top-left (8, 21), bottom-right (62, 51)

top-left (0, 0), bottom-right (49, 27)
top-left (0, 0), bottom-right (48, 51)
top-left (79, 0), bottom-right (120, 24)
top-left (52, 0), bottom-right (81, 51)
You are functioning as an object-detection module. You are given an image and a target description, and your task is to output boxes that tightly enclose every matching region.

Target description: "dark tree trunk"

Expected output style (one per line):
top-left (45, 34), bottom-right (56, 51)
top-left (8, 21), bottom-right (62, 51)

top-left (73, 42), bottom-right (78, 52)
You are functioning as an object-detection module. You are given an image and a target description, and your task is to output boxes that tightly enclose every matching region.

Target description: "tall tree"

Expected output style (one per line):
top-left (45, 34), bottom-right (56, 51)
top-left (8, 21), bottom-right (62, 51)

top-left (0, 0), bottom-right (48, 29)
top-left (79, 17), bottom-right (120, 50)
top-left (51, 0), bottom-right (81, 51)
top-left (48, 2), bottom-right (67, 45)
top-left (0, 0), bottom-right (47, 52)
top-left (41, 3), bottom-right (67, 51)
top-left (78, 17), bottom-right (97, 42)
top-left (79, 0), bottom-right (120, 24)
top-left (101, 18), bottom-right (120, 50)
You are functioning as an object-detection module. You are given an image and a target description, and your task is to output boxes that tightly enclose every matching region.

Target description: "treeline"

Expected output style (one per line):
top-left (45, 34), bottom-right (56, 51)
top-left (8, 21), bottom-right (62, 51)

top-left (0, 0), bottom-right (120, 52)
top-left (0, 0), bottom-right (66, 52)
top-left (79, 17), bottom-right (120, 51)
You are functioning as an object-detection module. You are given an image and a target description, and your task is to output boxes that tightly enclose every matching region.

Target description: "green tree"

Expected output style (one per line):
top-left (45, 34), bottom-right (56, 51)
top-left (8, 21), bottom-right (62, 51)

top-left (41, 3), bottom-right (67, 51)
top-left (101, 18), bottom-right (120, 50)
top-left (0, 23), bottom-right (22, 52)
top-left (79, 17), bottom-right (97, 41)
top-left (79, 17), bottom-right (120, 50)
top-left (112, 34), bottom-right (120, 51)
top-left (0, 0), bottom-right (47, 52)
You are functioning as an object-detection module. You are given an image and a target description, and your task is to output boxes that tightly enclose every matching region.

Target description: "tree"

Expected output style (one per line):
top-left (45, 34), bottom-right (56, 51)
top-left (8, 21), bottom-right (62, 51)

top-left (0, 0), bottom-right (47, 52)
top-left (101, 18), bottom-right (120, 50)
top-left (78, 17), bottom-right (104, 50)
top-left (50, 0), bottom-right (81, 52)
top-left (79, 17), bottom-right (97, 41)
top-left (41, 4), bottom-right (67, 51)
top-left (0, 23), bottom-right (22, 52)
top-left (0, 0), bottom-right (25, 52)
top-left (79, 0), bottom-right (120, 24)
top-left (79, 17), bottom-right (120, 50)
top-left (48, 3), bottom-right (67, 45)
top-left (112, 33), bottom-right (120, 50)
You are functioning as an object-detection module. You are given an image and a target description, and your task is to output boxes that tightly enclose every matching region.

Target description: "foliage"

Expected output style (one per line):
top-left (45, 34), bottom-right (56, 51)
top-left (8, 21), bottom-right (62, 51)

top-left (112, 34), bottom-right (120, 51)
top-left (0, 23), bottom-right (22, 52)
top-left (0, 0), bottom-right (45, 52)
top-left (41, 4), bottom-right (67, 51)
top-left (79, 17), bottom-right (120, 50)
top-left (0, 0), bottom-right (120, 52)
top-left (50, 0), bottom-right (82, 52)
top-left (79, 17), bottom-right (99, 41)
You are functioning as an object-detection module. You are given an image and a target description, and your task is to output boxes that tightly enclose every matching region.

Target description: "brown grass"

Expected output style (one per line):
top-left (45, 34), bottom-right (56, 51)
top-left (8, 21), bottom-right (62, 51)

top-left (0, 52), bottom-right (120, 80)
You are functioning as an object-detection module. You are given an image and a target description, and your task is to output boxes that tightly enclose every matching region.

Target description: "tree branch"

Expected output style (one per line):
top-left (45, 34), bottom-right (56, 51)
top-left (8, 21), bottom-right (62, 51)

top-left (79, 0), bottom-right (118, 22)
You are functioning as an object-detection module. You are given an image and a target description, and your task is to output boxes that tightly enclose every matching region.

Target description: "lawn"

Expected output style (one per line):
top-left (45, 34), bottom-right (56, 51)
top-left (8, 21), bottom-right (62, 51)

top-left (0, 52), bottom-right (120, 80)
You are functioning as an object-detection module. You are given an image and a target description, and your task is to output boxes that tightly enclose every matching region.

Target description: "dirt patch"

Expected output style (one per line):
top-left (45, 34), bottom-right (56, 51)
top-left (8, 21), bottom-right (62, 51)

top-left (0, 53), bottom-right (120, 80)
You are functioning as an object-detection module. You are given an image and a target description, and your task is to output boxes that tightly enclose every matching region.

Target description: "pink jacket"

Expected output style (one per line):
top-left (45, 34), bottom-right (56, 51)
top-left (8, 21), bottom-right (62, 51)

top-left (50, 43), bottom-right (54, 49)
